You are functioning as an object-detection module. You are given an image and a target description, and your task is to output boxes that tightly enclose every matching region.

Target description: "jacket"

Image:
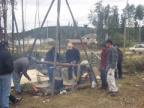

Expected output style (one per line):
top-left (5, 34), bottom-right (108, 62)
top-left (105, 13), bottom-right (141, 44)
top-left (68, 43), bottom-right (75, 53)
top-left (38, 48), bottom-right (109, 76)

top-left (0, 48), bottom-right (14, 75)
top-left (45, 50), bottom-right (59, 66)
top-left (73, 48), bottom-right (80, 63)
top-left (66, 49), bottom-right (75, 63)
top-left (106, 46), bottom-right (118, 71)
top-left (14, 57), bottom-right (30, 80)
top-left (117, 48), bottom-right (123, 63)
top-left (99, 48), bottom-right (108, 70)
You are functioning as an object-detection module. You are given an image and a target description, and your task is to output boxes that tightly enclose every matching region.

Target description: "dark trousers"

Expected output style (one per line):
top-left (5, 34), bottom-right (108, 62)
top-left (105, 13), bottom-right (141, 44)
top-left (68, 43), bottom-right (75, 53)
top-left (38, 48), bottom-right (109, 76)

top-left (115, 63), bottom-right (122, 78)
top-left (100, 69), bottom-right (108, 89)
top-left (68, 66), bottom-right (81, 84)
top-left (47, 66), bottom-right (54, 83)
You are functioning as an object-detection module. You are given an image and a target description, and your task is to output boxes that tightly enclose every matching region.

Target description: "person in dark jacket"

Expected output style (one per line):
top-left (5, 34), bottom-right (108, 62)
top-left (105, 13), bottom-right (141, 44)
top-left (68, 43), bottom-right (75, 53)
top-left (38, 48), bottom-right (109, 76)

top-left (66, 43), bottom-right (81, 84)
top-left (12, 57), bottom-right (38, 94)
top-left (114, 43), bottom-right (123, 79)
top-left (0, 41), bottom-right (14, 108)
top-left (45, 47), bottom-right (59, 83)
top-left (99, 43), bottom-right (108, 90)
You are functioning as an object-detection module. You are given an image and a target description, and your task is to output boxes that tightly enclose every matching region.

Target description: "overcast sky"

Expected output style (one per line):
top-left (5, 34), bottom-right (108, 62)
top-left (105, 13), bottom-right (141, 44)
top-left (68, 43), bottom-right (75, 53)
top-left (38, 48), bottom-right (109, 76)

top-left (7, 0), bottom-right (144, 32)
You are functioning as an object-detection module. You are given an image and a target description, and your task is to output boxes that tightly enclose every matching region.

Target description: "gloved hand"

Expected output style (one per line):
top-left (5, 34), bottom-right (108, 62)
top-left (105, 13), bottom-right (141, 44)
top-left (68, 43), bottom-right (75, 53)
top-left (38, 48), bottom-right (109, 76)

top-left (71, 61), bottom-right (76, 64)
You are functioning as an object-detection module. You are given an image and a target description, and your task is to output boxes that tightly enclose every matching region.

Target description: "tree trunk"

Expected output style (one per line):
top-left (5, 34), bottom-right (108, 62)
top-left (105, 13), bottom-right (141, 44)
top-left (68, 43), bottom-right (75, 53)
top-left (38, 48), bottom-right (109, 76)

top-left (14, 14), bottom-right (23, 57)
top-left (139, 20), bottom-right (141, 44)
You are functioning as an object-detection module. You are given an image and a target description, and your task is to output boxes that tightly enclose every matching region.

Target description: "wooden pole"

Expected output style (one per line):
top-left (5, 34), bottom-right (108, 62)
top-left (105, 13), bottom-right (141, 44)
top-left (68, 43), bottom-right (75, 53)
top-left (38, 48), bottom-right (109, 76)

top-left (14, 13), bottom-right (23, 57)
top-left (12, 0), bottom-right (14, 54)
top-left (29, 0), bottom-right (55, 57)
top-left (21, 0), bottom-right (25, 56)
top-left (65, 0), bottom-right (99, 86)
top-left (58, 0), bottom-right (62, 77)
top-left (2, 0), bottom-right (8, 41)
top-left (51, 0), bottom-right (61, 96)
top-left (0, 6), bottom-right (3, 40)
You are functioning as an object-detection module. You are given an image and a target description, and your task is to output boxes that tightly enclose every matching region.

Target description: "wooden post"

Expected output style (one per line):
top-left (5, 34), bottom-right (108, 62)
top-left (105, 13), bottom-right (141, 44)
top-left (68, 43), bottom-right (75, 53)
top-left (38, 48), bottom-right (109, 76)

top-left (21, 0), bottom-right (25, 56)
top-left (58, 1), bottom-right (62, 77)
top-left (65, 0), bottom-right (99, 86)
top-left (14, 14), bottom-right (23, 57)
top-left (29, 0), bottom-right (55, 57)
top-left (0, 6), bottom-right (3, 40)
top-left (12, 0), bottom-right (14, 54)
top-left (2, 0), bottom-right (8, 41)
top-left (51, 0), bottom-right (61, 96)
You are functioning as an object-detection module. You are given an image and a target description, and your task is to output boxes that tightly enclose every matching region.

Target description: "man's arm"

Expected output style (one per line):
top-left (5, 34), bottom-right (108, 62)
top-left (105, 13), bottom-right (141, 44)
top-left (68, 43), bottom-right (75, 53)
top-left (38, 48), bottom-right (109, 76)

top-left (22, 67), bottom-right (31, 81)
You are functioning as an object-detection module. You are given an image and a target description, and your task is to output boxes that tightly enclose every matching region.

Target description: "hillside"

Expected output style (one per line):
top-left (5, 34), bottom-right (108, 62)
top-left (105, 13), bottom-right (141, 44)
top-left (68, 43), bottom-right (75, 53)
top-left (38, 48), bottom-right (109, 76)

top-left (22, 26), bottom-right (95, 40)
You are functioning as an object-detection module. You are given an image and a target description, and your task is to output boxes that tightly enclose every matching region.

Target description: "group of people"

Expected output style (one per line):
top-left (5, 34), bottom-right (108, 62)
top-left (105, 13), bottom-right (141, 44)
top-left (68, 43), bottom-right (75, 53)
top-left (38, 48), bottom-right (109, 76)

top-left (0, 38), bottom-right (123, 107)
top-left (0, 41), bottom-right (37, 108)
top-left (99, 39), bottom-right (123, 96)
top-left (45, 43), bottom-right (81, 84)
top-left (45, 39), bottom-right (123, 96)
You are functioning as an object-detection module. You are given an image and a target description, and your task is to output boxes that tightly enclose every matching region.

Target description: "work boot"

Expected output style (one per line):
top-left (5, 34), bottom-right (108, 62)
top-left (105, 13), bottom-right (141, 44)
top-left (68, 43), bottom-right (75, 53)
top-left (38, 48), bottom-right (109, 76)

top-left (17, 90), bottom-right (23, 94)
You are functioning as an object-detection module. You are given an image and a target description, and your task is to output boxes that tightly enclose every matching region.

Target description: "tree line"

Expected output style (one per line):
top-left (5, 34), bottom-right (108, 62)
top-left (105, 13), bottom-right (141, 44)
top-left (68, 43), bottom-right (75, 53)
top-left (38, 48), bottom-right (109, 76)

top-left (88, 0), bottom-right (144, 47)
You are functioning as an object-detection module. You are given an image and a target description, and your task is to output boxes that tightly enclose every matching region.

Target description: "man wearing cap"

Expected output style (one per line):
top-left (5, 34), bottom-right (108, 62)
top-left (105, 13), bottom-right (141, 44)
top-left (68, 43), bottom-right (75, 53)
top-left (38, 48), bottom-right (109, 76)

top-left (12, 57), bottom-right (38, 94)
top-left (66, 43), bottom-right (81, 84)
top-left (0, 41), bottom-right (14, 108)
top-left (45, 47), bottom-right (59, 83)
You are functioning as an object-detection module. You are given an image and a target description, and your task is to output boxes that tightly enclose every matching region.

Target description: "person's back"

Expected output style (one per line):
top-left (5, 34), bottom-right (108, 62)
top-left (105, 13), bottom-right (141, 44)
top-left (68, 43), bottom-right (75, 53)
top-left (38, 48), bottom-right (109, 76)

top-left (73, 47), bottom-right (80, 63)
top-left (14, 57), bottom-right (29, 73)
top-left (66, 49), bottom-right (75, 63)
top-left (0, 48), bottom-right (13, 75)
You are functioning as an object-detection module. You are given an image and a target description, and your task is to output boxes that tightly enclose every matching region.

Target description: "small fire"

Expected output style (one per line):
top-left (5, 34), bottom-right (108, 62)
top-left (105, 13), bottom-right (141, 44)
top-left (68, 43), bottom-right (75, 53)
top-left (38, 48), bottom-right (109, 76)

top-left (32, 86), bottom-right (39, 92)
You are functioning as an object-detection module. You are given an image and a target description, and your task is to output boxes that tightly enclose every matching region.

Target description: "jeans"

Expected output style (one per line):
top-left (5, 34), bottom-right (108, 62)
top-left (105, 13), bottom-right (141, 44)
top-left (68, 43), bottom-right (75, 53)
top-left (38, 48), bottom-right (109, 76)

top-left (89, 72), bottom-right (94, 83)
top-left (68, 65), bottom-right (83, 84)
top-left (107, 68), bottom-right (118, 92)
top-left (47, 66), bottom-right (54, 83)
top-left (100, 69), bottom-right (108, 89)
top-left (0, 74), bottom-right (11, 108)
top-left (12, 71), bottom-right (22, 93)
top-left (68, 66), bottom-right (94, 84)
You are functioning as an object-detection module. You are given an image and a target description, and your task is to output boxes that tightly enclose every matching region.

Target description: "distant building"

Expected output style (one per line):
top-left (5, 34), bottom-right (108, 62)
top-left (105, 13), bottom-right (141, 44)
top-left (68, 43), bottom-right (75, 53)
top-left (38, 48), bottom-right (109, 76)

top-left (15, 38), bottom-right (55, 45)
top-left (66, 39), bottom-right (88, 50)
top-left (82, 34), bottom-right (97, 44)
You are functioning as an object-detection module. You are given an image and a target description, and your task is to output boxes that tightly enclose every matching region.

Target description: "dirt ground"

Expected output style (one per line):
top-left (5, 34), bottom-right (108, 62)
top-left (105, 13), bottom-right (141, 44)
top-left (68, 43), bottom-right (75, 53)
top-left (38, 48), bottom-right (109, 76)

top-left (9, 71), bottom-right (144, 108)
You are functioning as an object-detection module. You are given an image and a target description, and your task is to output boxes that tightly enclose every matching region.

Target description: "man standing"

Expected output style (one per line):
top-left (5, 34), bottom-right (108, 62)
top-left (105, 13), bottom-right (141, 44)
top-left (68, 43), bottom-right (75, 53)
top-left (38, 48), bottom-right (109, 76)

top-left (45, 47), bottom-right (59, 83)
top-left (99, 43), bottom-right (108, 90)
top-left (114, 43), bottom-right (123, 79)
top-left (105, 39), bottom-right (118, 96)
top-left (0, 41), bottom-right (13, 108)
top-left (66, 43), bottom-right (81, 84)
top-left (12, 57), bottom-right (38, 94)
